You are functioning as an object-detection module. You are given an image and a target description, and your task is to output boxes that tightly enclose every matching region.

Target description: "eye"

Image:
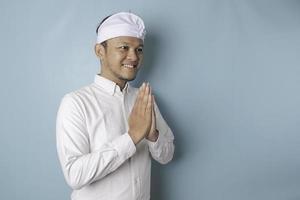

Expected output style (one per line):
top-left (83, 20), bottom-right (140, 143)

top-left (119, 45), bottom-right (129, 51)
top-left (136, 47), bottom-right (143, 53)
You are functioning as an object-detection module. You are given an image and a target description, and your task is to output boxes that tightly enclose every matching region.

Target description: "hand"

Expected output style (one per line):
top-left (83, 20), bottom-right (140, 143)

top-left (128, 82), bottom-right (153, 145)
top-left (146, 95), bottom-right (159, 142)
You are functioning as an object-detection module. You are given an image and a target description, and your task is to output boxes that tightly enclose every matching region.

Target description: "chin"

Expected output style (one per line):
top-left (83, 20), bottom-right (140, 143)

top-left (125, 76), bottom-right (136, 82)
top-left (122, 74), bottom-right (137, 82)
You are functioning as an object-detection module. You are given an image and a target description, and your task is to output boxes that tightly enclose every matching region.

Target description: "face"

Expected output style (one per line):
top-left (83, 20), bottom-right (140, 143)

top-left (95, 36), bottom-right (144, 88)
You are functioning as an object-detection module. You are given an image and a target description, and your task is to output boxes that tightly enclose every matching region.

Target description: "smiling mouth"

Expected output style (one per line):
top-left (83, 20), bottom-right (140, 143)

top-left (122, 64), bottom-right (137, 69)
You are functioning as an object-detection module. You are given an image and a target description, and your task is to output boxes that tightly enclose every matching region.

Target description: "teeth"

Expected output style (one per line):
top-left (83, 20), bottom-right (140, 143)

top-left (123, 64), bottom-right (135, 68)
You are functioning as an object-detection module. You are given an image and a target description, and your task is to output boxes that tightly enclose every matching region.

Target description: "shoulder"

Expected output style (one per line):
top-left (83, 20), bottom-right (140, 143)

top-left (59, 84), bottom-right (95, 108)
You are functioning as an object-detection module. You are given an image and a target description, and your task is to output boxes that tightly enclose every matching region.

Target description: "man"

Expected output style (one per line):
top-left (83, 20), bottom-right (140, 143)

top-left (56, 12), bottom-right (174, 200)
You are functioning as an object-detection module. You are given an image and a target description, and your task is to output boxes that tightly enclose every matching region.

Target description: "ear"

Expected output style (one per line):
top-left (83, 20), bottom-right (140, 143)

top-left (94, 43), bottom-right (106, 59)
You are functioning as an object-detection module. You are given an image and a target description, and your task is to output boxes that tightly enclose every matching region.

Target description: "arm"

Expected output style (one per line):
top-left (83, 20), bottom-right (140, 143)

top-left (56, 84), bottom-right (152, 190)
top-left (147, 99), bottom-right (175, 164)
top-left (56, 94), bottom-right (136, 190)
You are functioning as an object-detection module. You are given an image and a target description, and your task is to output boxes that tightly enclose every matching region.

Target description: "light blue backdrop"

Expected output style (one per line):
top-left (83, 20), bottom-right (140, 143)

top-left (1, 0), bottom-right (300, 199)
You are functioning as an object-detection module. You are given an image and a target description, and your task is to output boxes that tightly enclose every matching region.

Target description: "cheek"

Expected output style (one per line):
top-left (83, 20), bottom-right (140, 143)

top-left (110, 52), bottom-right (126, 62)
top-left (106, 54), bottom-right (121, 66)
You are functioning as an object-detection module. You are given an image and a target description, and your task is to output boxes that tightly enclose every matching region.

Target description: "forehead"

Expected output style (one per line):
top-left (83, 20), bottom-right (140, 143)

top-left (107, 36), bottom-right (144, 46)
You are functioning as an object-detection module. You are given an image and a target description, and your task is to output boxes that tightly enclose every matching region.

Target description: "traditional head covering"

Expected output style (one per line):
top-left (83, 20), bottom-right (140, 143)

top-left (96, 12), bottom-right (146, 44)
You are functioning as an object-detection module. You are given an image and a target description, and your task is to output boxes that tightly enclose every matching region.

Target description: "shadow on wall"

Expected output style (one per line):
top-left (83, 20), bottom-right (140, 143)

top-left (132, 33), bottom-right (158, 85)
top-left (151, 94), bottom-right (183, 200)
top-left (132, 32), bottom-right (184, 199)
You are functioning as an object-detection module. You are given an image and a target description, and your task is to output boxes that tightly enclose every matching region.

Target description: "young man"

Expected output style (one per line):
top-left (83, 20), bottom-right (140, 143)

top-left (56, 12), bottom-right (174, 200)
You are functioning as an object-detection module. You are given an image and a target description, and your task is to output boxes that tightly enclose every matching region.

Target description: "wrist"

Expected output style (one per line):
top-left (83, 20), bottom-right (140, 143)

top-left (128, 130), bottom-right (139, 145)
top-left (146, 129), bottom-right (159, 142)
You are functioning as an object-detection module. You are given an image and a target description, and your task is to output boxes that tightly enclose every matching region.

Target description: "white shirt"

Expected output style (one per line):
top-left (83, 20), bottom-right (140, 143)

top-left (56, 75), bottom-right (175, 200)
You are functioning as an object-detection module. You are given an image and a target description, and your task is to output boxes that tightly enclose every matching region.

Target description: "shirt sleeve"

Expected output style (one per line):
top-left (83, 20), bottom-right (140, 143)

top-left (147, 102), bottom-right (175, 164)
top-left (56, 94), bottom-right (136, 190)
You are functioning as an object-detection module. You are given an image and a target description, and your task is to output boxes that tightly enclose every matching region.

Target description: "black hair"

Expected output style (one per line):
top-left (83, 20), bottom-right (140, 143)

top-left (96, 15), bottom-right (112, 47)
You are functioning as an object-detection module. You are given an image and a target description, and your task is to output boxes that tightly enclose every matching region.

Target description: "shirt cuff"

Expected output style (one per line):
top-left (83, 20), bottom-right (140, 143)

top-left (112, 133), bottom-right (136, 160)
top-left (147, 132), bottom-right (163, 149)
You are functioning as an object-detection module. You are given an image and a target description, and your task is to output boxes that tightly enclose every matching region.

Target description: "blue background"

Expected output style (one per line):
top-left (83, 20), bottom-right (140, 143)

top-left (1, 0), bottom-right (300, 199)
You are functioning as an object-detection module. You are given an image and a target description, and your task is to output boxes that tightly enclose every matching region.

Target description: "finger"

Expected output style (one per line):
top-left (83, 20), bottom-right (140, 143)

top-left (152, 95), bottom-right (156, 118)
top-left (141, 82), bottom-right (147, 94)
top-left (142, 83), bottom-right (150, 111)
top-left (135, 82), bottom-right (146, 109)
top-left (146, 87), bottom-right (152, 115)
top-left (138, 82), bottom-right (146, 100)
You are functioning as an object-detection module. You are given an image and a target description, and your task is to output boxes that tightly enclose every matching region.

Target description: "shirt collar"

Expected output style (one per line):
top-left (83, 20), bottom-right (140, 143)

top-left (94, 75), bottom-right (130, 96)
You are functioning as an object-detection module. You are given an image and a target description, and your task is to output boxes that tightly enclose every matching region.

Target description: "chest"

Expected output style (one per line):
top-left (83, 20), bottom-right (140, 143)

top-left (85, 94), bottom-right (135, 151)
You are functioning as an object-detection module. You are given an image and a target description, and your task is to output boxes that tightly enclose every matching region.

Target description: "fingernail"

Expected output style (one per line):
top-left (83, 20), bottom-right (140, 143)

top-left (140, 83), bottom-right (144, 90)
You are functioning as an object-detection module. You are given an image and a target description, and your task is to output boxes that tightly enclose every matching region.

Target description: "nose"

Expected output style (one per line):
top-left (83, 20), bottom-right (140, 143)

top-left (127, 49), bottom-right (139, 61)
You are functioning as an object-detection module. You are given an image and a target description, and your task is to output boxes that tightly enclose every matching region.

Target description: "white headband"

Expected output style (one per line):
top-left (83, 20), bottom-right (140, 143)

top-left (96, 12), bottom-right (146, 44)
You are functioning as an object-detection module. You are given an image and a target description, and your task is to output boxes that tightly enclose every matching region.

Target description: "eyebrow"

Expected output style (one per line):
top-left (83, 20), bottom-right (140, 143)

top-left (118, 42), bottom-right (144, 47)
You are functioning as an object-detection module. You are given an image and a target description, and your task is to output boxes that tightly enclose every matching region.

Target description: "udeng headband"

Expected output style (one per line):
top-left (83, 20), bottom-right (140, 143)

top-left (96, 12), bottom-right (146, 44)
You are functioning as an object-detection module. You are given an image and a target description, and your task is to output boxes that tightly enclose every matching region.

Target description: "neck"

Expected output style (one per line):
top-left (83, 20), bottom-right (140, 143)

top-left (116, 81), bottom-right (126, 91)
